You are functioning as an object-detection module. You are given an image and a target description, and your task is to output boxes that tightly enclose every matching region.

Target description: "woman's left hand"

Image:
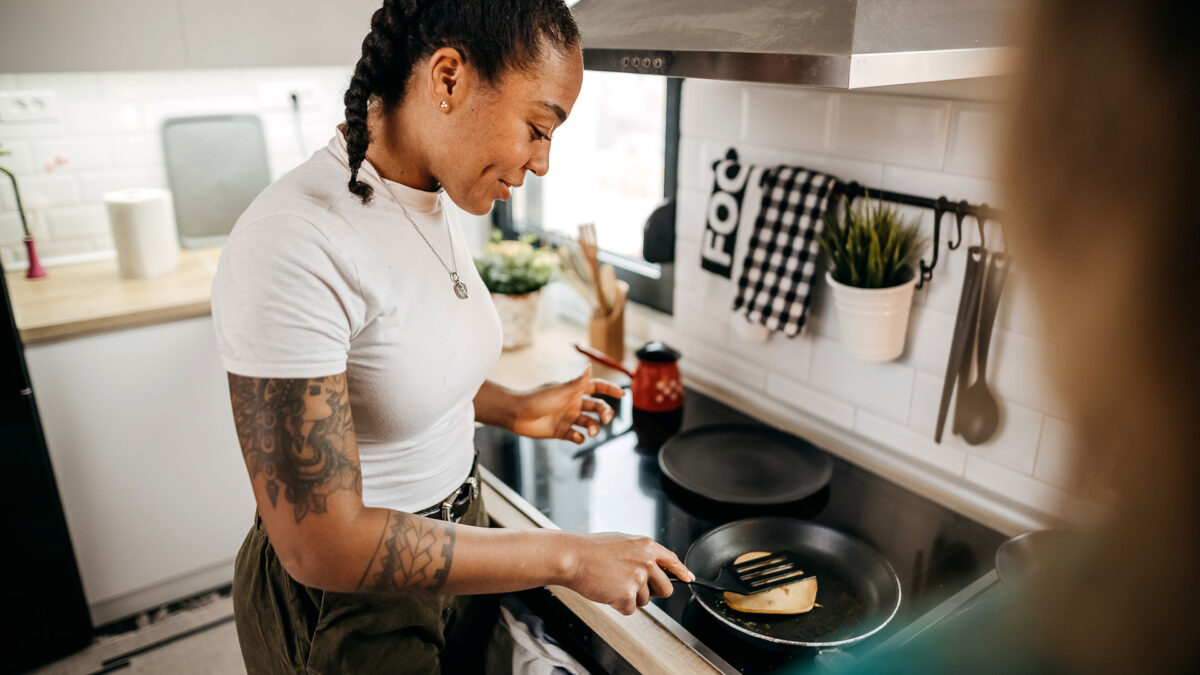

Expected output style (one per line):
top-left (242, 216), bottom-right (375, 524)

top-left (509, 366), bottom-right (624, 443)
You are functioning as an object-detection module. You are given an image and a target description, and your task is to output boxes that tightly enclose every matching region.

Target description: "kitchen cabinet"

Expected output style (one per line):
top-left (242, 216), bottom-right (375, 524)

top-left (25, 316), bottom-right (254, 625)
top-left (2, 0), bottom-right (380, 74)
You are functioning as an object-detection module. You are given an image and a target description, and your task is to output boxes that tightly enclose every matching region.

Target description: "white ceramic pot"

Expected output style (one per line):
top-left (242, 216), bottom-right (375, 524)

top-left (492, 289), bottom-right (541, 350)
top-left (825, 270), bottom-right (918, 362)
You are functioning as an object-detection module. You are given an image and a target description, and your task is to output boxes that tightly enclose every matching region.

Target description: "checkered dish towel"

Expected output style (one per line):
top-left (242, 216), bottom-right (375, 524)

top-left (733, 166), bottom-right (840, 337)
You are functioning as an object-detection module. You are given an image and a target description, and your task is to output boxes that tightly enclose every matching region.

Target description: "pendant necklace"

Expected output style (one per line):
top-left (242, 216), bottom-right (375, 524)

top-left (380, 181), bottom-right (468, 300)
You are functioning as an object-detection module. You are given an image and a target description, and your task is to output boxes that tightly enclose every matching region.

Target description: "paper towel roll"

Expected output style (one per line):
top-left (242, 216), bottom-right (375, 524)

top-left (104, 188), bottom-right (179, 279)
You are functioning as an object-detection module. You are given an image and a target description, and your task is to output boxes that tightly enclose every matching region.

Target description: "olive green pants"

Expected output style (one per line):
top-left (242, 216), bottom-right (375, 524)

top-left (232, 491), bottom-right (497, 674)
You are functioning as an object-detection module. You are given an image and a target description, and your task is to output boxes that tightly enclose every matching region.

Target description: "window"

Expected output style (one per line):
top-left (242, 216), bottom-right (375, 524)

top-left (500, 72), bottom-right (680, 313)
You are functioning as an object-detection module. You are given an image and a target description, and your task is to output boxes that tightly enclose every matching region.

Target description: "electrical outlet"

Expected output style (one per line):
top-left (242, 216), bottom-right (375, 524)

top-left (0, 91), bottom-right (61, 123)
top-left (257, 81), bottom-right (324, 111)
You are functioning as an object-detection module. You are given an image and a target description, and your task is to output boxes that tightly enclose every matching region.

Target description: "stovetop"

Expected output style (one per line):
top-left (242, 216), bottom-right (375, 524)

top-left (475, 388), bottom-right (1005, 674)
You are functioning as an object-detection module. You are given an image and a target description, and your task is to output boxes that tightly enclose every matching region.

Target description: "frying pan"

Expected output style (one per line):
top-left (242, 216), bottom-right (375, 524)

top-left (683, 517), bottom-right (901, 650)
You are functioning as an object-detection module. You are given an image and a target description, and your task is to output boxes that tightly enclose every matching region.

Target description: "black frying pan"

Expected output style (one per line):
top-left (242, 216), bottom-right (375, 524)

top-left (683, 517), bottom-right (901, 650)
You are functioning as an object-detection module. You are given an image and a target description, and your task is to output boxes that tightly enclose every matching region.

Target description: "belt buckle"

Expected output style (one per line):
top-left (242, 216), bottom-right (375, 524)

top-left (440, 476), bottom-right (478, 522)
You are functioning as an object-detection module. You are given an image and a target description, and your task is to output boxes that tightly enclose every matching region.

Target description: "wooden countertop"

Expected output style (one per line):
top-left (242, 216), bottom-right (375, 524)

top-left (6, 247), bottom-right (222, 345)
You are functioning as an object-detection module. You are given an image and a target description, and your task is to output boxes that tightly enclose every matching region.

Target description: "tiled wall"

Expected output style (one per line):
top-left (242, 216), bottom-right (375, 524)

top-left (0, 67), bottom-right (490, 268)
top-left (663, 79), bottom-right (1094, 522)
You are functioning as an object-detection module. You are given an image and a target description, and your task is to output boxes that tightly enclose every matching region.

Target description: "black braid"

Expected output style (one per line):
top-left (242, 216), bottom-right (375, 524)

top-left (343, 0), bottom-right (580, 205)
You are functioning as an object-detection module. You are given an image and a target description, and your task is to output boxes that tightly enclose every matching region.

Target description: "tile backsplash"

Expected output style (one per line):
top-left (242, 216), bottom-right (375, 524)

top-left (661, 78), bottom-right (1095, 525)
top-left (0, 67), bottom-right (497, 268)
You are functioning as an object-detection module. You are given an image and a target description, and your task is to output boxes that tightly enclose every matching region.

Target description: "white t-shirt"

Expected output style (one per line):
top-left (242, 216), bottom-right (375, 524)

top-left (211, 130), bottom-right (503, 513)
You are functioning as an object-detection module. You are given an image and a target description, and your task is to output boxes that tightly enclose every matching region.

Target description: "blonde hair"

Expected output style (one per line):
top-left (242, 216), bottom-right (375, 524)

top-left (1002, 1), bottom-right (1200, 671)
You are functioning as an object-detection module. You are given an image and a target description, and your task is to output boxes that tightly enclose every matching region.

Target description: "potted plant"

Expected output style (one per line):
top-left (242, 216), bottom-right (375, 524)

top-left (818, 194), bottom-right (926, 362)
top-left (474, 230), bottom-right (559, 350)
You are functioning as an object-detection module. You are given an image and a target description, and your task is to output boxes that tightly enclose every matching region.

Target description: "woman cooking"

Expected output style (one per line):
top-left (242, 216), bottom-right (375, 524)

top-left (210, 1), bottom-right (693, 672)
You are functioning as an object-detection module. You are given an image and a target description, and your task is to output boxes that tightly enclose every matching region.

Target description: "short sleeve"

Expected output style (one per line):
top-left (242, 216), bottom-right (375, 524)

top-left (211, 215), bottom-right (363, 378)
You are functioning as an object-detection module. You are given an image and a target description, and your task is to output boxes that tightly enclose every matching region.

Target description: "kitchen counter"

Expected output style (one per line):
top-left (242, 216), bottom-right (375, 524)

top-left (5, 247), bottom-right (222, 344)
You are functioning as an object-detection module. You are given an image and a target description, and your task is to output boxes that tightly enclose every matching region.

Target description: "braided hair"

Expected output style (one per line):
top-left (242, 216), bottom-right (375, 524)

top-left (343, 0), bottom-right (580, 205)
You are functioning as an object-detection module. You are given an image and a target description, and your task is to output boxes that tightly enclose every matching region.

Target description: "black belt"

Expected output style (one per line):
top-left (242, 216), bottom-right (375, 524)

top-left (414, 455), bottom-right (479, 523)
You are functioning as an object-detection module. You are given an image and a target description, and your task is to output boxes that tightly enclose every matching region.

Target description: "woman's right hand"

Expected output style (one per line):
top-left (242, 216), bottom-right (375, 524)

top-left (561, 532), bottom-right (695, 615)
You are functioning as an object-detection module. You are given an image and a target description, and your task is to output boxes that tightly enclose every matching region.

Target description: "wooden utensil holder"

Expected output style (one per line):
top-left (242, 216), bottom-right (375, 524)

top-left (588, 280), bottom-right (628, 362)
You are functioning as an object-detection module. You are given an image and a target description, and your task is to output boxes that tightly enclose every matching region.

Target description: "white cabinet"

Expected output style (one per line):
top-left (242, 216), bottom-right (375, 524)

top-left (2, 0), bottom-right (382, 73)
top-left (26, 317), bottom-right (255, 624)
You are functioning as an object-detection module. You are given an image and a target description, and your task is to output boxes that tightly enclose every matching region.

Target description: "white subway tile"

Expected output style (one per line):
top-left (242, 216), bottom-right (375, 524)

top-left (1034, 416), bottom-right (1084, 491)
top-left (988, 329), bottom-right (1071, 419)
top-left (766, 372), bottom-right (855, 429)
top-left (742, 85), bottom-right (831, 153)
top-left (952, 398), bottom-right (1043, 474)
top-left (48, 205), bottom-right (109, 240)
top-left (908, 370), bottom-right (950, 436)
top-left (687, 340), bottom-right (767, 391)
top-left (171, 70), bottom-right (253, 99)
top-left (143, 97), bottom-right (260, 132)
top-left (0, 212), bottom-right (24, 246)
top-left (680, 79), bottom-right (745, 139)
top-left (0, 173), bottom-right (80, 210)
top-left (804, 282), bottom-right (839, 340)
top-left (964, 456), bottom-right (1082, 519)
top-left (730, 328), bottom-right (813, 383)
top-left (809, 337), bottom-right (914, 422)
top-left (855, 409), bottom-right (967, 476)
top-left (15, 72), bottom-right (100, 99)
top-left (0, 74), bottom-right (15, 90)
top-left (77, 168), bottom-right (167, 203)
top-left (674, 237), bottom-right (737, 305)
top-left (62, 101), bottom-right (143, 134)
top-left (899, 304), bottom-right (956, 375)
top-left (672, 290), bottom-right (731, 351)
top-left (99, 71), bottom-right (177, 101)
top-left (0, 121), bottom-right (67, 139)
top-left (944, 102), bottom-right (1003, 179)
top-left (831, 94), bottom-right (951, 170)
top-left (779, 150), bottom-right (884, 187)
top-left (880, 165), bottom-right (1002, 208)
top-left (994, 268), bottom-right (1045, 339)
top-left (110, 135), bottom-right (163, 168)
top-left (0, 140), bottom-right (34, 173)
top-left (674, 188), bottom-right (707, 244)
top-left (1, 244), bottom-right (24, 267)
top-left (32, 138), bottom-right (112, 171)
top-left (37, 238), bottom-right (94, 259)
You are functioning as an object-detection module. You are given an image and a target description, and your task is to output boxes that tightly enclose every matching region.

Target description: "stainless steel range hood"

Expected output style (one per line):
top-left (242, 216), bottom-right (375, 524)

top-left (571, 0), bottom-right (1016, 89)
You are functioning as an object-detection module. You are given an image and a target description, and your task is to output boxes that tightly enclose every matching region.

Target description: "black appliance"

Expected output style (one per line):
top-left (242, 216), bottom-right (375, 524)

top-left (476, 387), bottom-right (1005, 673)
top-left (0, 263), bottom-right (93, 672)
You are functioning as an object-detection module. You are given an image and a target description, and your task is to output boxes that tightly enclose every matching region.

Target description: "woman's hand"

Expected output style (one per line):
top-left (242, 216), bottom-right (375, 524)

top-left (507, 366), bottom-right (624, 443)
top-left (561, 532), bottom-right (694, 615)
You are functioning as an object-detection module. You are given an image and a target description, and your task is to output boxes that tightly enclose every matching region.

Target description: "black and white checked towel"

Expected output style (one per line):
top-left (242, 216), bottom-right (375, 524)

top-left (732, 166), bottom-right (840, 337)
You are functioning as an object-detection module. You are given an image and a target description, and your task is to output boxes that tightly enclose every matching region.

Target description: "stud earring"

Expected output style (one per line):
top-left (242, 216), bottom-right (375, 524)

top-left (439, 100), bottom-right (449, 111)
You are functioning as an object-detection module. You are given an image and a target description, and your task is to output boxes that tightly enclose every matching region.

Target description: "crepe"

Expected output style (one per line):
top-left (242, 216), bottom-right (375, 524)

top-left (723, 551), bottom-right (818, 615)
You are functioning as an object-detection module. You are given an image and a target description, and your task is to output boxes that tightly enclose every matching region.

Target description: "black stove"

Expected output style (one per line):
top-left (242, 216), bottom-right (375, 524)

top-left (476, 388), bottom-right (1005, 673)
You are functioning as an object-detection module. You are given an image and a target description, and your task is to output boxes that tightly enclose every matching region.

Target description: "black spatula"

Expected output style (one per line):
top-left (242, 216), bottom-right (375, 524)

top-left (669, 551), bottom-right (812, 595)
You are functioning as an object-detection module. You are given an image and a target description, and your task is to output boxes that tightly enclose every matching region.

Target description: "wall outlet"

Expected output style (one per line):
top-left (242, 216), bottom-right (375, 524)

top-left (0, 91), bottom-right (61, 123)
top-left (257, 81), bottom-right (324, 111)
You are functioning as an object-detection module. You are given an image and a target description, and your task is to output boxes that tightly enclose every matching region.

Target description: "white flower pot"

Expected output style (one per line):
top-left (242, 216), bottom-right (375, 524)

top-left (825, 270), bottom-right (918, 362)
top-left (492, 289), bottom-right (541, 350)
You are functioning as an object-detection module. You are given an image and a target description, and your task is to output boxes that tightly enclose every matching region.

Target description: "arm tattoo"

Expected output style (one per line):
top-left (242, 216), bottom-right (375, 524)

top-left (228, 374), bottom-right (362, 523)
top-left (356, 513), bottom-right (456, 592)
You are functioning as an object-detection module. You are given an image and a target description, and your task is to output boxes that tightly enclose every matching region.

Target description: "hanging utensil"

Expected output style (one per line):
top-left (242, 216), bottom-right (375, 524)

top-left (935, 245), bottom-right (987, 443)
top-left (956, 251), bottom-right (1010, 445)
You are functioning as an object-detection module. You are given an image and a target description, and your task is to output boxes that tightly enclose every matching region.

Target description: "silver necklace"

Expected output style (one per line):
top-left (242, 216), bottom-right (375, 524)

top-left (379, 181), bottom-right (468, 300)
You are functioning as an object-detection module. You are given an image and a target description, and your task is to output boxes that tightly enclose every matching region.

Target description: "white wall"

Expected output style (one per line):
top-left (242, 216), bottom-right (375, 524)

top-left (0, 67), bottom-right (491, 268)
top-left (661, 79), bottom-right (1096, 524)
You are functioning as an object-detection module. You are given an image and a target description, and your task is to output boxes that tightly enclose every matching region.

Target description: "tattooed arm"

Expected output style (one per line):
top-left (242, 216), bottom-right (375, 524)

top-left (228, 372), bottom-right (692, 609)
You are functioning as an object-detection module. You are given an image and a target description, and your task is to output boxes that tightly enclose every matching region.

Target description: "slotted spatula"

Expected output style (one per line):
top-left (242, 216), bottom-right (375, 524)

top-left (669, 551), bottom-right (812, 595)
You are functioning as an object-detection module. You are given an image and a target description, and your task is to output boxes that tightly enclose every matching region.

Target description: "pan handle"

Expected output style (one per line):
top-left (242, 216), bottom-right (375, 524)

top-left (574, 342), bottom-right (636, 378)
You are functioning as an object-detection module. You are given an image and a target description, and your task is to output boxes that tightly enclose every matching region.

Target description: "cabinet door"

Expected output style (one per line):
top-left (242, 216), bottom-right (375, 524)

top-left (25, 317), bottom-right (255, 622)
top-left (0, 0), bottom-right (187, 73)
top-left (178, 0), bottom-right (381, 68)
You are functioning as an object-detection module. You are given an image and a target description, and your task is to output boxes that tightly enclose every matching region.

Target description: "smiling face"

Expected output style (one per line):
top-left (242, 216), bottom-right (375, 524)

top-left (424, 44), bottom-right (584, 215)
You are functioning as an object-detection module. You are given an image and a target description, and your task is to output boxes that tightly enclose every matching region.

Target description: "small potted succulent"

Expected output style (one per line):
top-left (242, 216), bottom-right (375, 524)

top-left (818, 194), bottom-right (926, 362)
top-left (474, 230), bottom-right (558, 350)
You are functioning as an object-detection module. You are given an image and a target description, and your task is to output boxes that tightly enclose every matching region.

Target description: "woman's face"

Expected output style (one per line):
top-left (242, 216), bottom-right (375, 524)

top-left (432, 46), bottom-right (584, 215)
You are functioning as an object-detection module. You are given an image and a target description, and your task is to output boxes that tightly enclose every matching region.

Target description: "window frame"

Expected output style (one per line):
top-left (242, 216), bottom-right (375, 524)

top-left (494, 77), bottom-right (682, 315)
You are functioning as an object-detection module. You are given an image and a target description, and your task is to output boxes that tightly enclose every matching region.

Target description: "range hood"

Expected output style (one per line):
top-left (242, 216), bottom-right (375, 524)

top-left (570, 0), bottom-right (1016, 89)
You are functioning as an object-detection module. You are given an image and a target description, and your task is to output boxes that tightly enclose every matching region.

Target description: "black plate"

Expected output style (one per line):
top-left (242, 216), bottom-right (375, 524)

top-left (683, 517), bottom-right (901, 649)
top-left (658, 424), bottom-right (833, 505)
